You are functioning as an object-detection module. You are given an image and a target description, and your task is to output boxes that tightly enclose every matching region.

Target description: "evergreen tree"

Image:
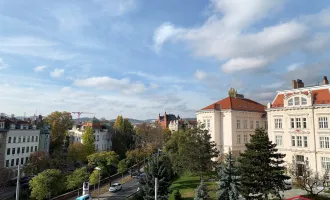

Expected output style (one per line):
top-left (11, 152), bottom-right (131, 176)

top-left (82, 126), bottom-right (96, 156)
top-left (239, 128), bottom-right (289, 200)
top-left (217, 150), bottom-right (241, 200)
top-left (142, 155), bottom-right (173, 200)
top-left (194, 179), bottom-right (209, 200)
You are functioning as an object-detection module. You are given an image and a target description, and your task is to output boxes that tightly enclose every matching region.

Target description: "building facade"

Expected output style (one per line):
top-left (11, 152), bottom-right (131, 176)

top-left (157, 112), bottom-right (180, 129)
top-left (39, 125), bottom-right (50, 156)
top-left (267, 77), bottom-right (330, 174)
top-left (68, 117), bottom-right (112, 151)
top-left (196, 93), bottom-right (267, 155)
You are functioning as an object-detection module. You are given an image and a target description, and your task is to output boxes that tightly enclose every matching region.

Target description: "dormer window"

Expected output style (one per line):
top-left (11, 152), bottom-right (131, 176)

top-left (294, 97), bottom-right (300, 105)
top-left (287, 95), bottom-right (309, 107)
top-left (301, 97), bottom-right (307, 105)
top-left (0, 122), bottom-right (4, 128)
top-left (288, 99), bottom-right (293, 106)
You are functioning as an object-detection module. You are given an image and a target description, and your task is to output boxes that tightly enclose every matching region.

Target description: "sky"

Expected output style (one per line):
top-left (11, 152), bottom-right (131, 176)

top-left (1, 0), bottom-right (330, 120)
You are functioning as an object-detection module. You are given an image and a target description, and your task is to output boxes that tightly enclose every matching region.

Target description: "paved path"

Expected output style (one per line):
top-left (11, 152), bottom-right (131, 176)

top-left (99, 178), bottom-right (140, 200)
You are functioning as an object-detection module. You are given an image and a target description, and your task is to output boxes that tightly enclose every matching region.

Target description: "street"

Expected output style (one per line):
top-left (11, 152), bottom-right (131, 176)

top-left (99, 178), bottom-right (140, 200)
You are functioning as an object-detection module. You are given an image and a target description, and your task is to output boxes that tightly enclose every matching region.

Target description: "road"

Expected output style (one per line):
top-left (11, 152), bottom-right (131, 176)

top-left (99, 178), bottom-right (140, 200)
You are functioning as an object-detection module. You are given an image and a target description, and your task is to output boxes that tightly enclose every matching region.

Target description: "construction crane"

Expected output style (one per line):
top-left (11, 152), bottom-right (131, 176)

top-left (71, 112), bottom-right (95, 124)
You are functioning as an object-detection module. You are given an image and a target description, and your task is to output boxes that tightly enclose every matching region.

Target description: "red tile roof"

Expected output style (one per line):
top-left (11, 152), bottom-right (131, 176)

top-left (271, 88), bottom-right (330, 108)
top-left (201, 97), bottom-right (266, 113)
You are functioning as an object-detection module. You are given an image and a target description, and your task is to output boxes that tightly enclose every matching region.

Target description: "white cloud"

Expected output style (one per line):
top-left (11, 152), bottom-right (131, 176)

top-left (149, 83), bottom-right (159, 89)
top-left (222, 57), bottom-right (269, 73)
top-left (0, 58), bottom-right (8, 70)
top-left (73, 76), bottom-right (146, 94)
top-left (50, 68), bottom-right (65, 78)
top-left (153, 22), bottom-right (183, 53)
top-left (34, 65), bottom-right (47, 72)
top-left (92, 0), bottom-right (137, 16)
top-left (287, 63), bottom-right (303, 72)
top-left (126, 71), bottom-right (186, 83)
top-left (195, 70), bottom-right (207, 80)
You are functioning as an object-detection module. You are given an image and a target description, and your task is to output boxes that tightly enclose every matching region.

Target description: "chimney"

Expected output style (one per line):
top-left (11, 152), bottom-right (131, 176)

top-left (323, 76), bottom-right (329, 85)
top-left (297, 79), bottom-right (304, 88)
top-left (292, 80), bottom-right (297, 89)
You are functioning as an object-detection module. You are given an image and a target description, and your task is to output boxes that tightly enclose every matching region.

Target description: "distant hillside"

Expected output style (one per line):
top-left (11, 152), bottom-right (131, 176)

top-left (109, 118), bottom-right (144, 124)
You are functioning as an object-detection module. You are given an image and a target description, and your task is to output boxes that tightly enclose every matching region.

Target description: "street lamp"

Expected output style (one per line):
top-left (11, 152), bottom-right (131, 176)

top-left (95, 167), bottom-right (101, 200)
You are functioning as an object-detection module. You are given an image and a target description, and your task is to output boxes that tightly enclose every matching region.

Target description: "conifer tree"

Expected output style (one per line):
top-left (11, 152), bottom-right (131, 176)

top-left (194, 179), bottom-right (209, 200)
top-left (239, 128), bottom-right (289, 199)
top-left (217, 150), bottom-right (241, 200)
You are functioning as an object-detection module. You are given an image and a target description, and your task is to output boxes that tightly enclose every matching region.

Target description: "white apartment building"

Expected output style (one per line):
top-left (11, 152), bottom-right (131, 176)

top-left (267, 77), bottom-right (330, 174)
top-left (0, 119), bottom-right (40, 168)
top-left (68, 117), bottom-right (112, 151)
top-left (196, 93), bottom-right (267, 155)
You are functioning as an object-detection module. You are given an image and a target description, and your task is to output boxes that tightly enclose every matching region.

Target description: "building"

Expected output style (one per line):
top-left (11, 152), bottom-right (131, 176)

top-left (168, 119), bottom-right (197, 132)
top-left (68, 117), bottom-right (112, 151)
top-left (196, 92), bottom-right (267, 155)
top-left (267, 76), bottom-right (330, 174)
top-left (0, 115), bottom-right (41, 168)
top-left (39, 125), bottom-right (50, 156)
top-left (157, 112), bottom-right (180, 129)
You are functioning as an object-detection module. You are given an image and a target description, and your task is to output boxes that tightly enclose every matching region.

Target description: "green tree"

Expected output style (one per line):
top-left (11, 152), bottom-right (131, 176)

top-left (217, 150), bottom-right (241, 200)
top-left (239, 128), bottom-right (289, 200)
top-left (66, 167), bottom-right (89, 190)
top-left (142, 155), bottom-right (173, 200)
top-left (45, 111), bottom-right (73, 153)
top-left (29, 169), bottom-right (65, 200)
top-left (68, 142), bottom-right (87, 163)
top-left (118, 159), bottom-right (128, 179)
top-left (89, 169), bottom-right (100, 191)
top-left (23, 151), bottom-right (49, 176)
top-left (174, 189), bottom-right (183, 200)
top-left (194, 180), bottom-right (209, 200)
top-left (82, 126), bottom-right (96, 156)
top-left (114, 115), bottom-right (124, 130)
top-left (87, 151), bottom-right (119, 183)
top-left (228, 88), bottom-right (237, 97)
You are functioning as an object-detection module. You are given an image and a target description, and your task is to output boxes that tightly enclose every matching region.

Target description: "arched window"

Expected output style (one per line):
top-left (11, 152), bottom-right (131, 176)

top-left (288, 98), bottom-right (293, 106)
top-left (301, 97), bottom-right (307, 105)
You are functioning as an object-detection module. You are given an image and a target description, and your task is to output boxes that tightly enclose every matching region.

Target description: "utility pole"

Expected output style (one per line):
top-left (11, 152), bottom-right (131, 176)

top-left (155, 177), bottom-right (158, 200)
top-left (16, 165), bottom-right (20, 200)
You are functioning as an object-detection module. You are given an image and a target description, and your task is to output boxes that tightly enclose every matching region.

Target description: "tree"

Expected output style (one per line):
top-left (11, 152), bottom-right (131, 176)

top-left (68, 142), bottom-right (87, 163)
top-left (118, 159), bottom-right (128, 179)
top-left (217, 150), bottom-right (241, 200)
top-left (82, 126), bottom-right (96, 156)
top-left (142, 155), bottom-right (173, 200)
top-left (87, 151), bottom-right (119, 183)
top-left (288, 161), bottom-right (329, 196)
top-left (45, 111), bottom-right (73, 152)
top-left (89, 170), bottom-right (100, 191)
top-left (23, 151), bottom-right (49, 176)
top-left (228, 88), bottom-right (237, 97)
top-left (0, 168), bottom-right (14, 190)
top-left (29, 169), bottom-right (65, 200)
top-left (66, 167), bottom-right (89, 190)
top-left (114, 115), bottom-right (124, 130)
top-left (174, 189), bottom-right (183, 200)
top-left (239, 128), bottom-right (289, 200)
top-left (194, 180), bottom-right (209, 200)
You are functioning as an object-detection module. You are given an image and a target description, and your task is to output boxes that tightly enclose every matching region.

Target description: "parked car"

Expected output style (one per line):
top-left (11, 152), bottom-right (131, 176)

top-left (109, 183), bottom-right (122, 192)
top-left (284, 178), bottom-right (292, 190)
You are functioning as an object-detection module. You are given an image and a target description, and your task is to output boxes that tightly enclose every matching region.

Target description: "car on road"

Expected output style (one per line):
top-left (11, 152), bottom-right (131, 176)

top-left (284, 178), bottom-right (292, 190)
top-left (76, 194), bottom-right (92, 200)
top-left (109, 183), bottom-right (122, 192)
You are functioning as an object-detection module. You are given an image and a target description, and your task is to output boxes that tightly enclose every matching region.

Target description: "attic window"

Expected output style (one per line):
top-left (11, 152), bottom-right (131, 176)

top-left (301, 97), bottom-right (307, 105)
top-left (0, 122), bottom-right (4, 128)
top-left (288, 98), bottom-right (293, 106)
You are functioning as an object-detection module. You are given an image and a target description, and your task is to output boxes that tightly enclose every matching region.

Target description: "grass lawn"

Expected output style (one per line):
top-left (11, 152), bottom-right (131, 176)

top-left (168, 174), bottom-right (217, 200)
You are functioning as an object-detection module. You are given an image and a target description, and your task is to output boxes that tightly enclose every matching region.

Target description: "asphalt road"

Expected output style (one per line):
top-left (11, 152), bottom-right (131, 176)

top-left (99, 178), bottom-right (140, 200)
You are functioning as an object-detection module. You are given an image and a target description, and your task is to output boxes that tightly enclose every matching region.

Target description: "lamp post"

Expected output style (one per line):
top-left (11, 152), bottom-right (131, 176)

top-left (16, 165), bottom-right (20, 200)
top-left (95, 167), bottom-right (101, 200)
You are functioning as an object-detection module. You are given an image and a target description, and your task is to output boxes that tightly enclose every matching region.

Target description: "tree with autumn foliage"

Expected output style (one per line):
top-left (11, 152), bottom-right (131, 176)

top-left (23, 151), bottom-right (49, 176)
top-left (68, 142), bottom-right (87, 163)
top-left (82, 126), bottom-right (96, 156)
top-left (45, 111), bottom-right (73, 153)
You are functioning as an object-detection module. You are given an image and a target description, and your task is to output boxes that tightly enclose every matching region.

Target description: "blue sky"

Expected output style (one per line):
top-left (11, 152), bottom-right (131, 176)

top-left (1, 0), bottom-right (330, 119)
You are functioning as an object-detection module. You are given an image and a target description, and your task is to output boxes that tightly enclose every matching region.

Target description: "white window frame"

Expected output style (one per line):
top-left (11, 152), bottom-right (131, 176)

top-left (243, 120), bottom-right (247, 129)
top-left (320, 136), bottom-right (330, 148)
top-left (297, 136), bottom-right (302, 147)
top-left (303, 118), bottom-right (307, 129)
top-left (243, 134), bottom-right (248, 143)
top-left (319, 117), bottom-right (328, 129)
top-left (296, 118), bottom-right (301, 129)
top-left (275, 119), bottom-right (282, 129)
top-left (264, 121), bottom-right (268, 129)
top-left (275, 135), bottom-right (282, 146)
top-left (207, 119), bottom-right (210, 128)
top-left (237, 120), bottom-right (240, 129)
top-left (290, 118), bottom-right (295, 129)
top-left (304, 136), bottom-right (308, 147)
top-left (250, 120), bottom-right (254, 129)
top-left (256, 121), bottom-right (260, 128)
top-left (291, 136), bottom-right (296, 146)
top-left (294, 97), bottom-right (300, 105)
top-left (237, 134), bottom-right (241, 144)
top-left (301, 97), bottom-right (307, 105)
top-left (288, 98), bottom-right (293, 106)
top-left (0, 122), bottom-right (4, 128)
top-left (322, 157), bottom-right (330, 170)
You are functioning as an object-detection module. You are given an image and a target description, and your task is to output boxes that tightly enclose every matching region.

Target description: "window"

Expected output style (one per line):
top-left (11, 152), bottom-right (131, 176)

top-left (296, 155), bottom-right (304, 162)
top-left (296, 118), bottom-right (301, 129)
top-left (30, 146), bottom-right (33, 152)
top-left (256, 121), bottom-right (260, 128)
top-left (8, 137), bottom-right (11, 143)
top-left (288, 98), bottom-right (293, 106)
top-left (26, 146), bottom-right (29, 153)
top-left (250, 120), bottom-right (254, 129)
top-left (243, 120), bottom-right (247, 129)
top-left (23, 136), bottom-right (25, 142)
top-left (26, 157), bottom-right (28, 163)
top-left (0, 122), bottom-right (4, 128)
top-left (244, 134), bottom-right (248, 143)
top-left (303, 118), bottom-right (307, 129)
top-left (22, 147), bottom-right (25, 154)
top-left (27, 136), bottom-right (30, 142)
top-left (36, 136), bottom-right (38, 142)
top-left (207, 119), bottom-right (210, 128)
top-left (322, 157), bottom-right (330, 169)
top-left (319, 117), bottom-right (328, 129)
top-left (237, 134), bottom-right (241, 144)
top-left (18, 136), bottom-right (21, 143)
top-left (275, 119), bottom-right (282, 129)
top-left (35, 146), bottom-right (37, 152)
top-left (97, 135), bottom-right (99, 141)
top-left (237, 120), bottom-right (240, 129)
top-left (275, 135), bottom-right (283, 146)
top-left (320, 136), bottom-right (330, 148)
top-left (7, 148), bottom-right (10, 155)
top-left (11, 159), bottom-right (14, 166)
top-left (12, 148), bottom-right (15, 154)
top-left (297, 136), bottom-right (302, 147)
top-left (32, 136), bottom-right (34, 142)
top-left (301, 97), bottom-right (307, 105)
top-left (292, 136), bottom-right (296, 146)
top-left (294, 97), bottom-right (300, 105)
top-left (304, 136), bottom-right (308, 147)
top-left (21, 158), bottom-right (24, 165)
top-left (16, 158), bottom-right (19, 166)
top-left (13, 137), bottom-right (16, 143)
top-left (17, 147), bottom-right (20, 154)
top-left (290, 118), bottom-right (295, 128)
top-left (264, 121), bottom-right (268, 129)
top-left (6, 160), bottom-right (9, 167)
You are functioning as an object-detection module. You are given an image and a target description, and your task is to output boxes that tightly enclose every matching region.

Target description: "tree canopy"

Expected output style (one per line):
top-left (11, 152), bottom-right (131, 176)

top-left (68, 142), bottom-right (87, 163)
top-left (112, 116), bottom-right (135, 159)
top-left (194, 180), bottom-right (209, 200)
top-left (23, 151), bottom-right (49, 176)
top-left (87, 151), bottom-right (119, 181)
top-left (89, 169), bottom-right (100, 186)
top-left (82, 126), bottom-right (96, 156)
top-left (66, 167), bottom-right (90, 190)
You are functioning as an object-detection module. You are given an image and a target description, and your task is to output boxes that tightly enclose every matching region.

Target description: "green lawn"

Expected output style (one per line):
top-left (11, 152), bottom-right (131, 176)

top-left (168, 174), bottom-right (217, 200)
